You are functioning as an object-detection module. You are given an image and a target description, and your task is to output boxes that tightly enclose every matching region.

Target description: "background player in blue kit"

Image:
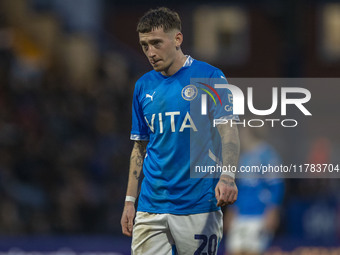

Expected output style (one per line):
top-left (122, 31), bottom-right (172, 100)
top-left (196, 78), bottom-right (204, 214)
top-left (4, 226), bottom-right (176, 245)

top-left (120, 7), bottom-right (240, 254)
top-left (224, 126), bottom-right (285, 255)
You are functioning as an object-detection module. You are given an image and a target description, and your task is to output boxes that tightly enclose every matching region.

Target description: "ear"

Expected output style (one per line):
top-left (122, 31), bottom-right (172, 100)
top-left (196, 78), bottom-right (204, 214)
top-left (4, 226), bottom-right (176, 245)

top-left (174, 32), bottom-right (183, 49)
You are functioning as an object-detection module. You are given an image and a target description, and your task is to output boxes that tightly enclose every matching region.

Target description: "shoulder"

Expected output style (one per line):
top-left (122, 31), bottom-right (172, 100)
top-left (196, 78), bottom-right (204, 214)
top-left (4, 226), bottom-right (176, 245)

top-left (136, 70), bottom-right (159, 84)
top-left (134, 70), bottom-right (160, 92)
top-left (193, 59), bottom-right (219, 70)
top-left (192, 59), bottom-right (225, 77)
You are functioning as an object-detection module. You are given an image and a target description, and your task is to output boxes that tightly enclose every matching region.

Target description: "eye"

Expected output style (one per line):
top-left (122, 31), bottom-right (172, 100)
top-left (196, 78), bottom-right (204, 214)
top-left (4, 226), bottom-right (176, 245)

top-left (141, 44), bottom-right (148, 51)
top-left (152, 40), bottom-right (161, 48)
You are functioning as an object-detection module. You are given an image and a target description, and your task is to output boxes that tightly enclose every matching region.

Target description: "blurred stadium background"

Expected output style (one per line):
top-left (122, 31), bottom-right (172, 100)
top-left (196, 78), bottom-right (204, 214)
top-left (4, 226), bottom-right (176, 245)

top-left (0, 0), bottom-right (340, 254)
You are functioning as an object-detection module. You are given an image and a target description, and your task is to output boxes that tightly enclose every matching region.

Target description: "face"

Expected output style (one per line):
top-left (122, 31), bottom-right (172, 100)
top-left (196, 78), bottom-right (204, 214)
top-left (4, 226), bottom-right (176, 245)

top-left (139, 27), bottom-right (182, 74)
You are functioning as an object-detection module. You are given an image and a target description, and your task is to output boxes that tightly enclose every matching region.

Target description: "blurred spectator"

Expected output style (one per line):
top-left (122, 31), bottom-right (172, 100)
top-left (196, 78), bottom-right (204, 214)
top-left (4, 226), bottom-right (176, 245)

top-left (224, 126), bottom-right (285, 255)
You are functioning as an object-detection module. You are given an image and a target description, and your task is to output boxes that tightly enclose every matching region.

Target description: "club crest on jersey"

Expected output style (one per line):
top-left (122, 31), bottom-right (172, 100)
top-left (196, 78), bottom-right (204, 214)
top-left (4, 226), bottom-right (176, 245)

top-left (181, 85), bottom-right (198, 101)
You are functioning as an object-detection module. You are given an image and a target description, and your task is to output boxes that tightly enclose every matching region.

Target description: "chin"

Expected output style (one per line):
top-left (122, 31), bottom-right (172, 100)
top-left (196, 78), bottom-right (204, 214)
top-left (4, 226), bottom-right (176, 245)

top-left (153, 66), bottom-right (164, 72)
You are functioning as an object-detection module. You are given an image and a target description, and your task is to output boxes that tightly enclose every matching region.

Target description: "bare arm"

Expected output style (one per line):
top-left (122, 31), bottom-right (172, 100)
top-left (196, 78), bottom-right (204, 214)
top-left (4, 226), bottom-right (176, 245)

top-left (215, 123), bottom-right (240, 207)
top-left (126, 140), bottom-right (147, 198)
top-left (121, 140), bottom-right (148, 236)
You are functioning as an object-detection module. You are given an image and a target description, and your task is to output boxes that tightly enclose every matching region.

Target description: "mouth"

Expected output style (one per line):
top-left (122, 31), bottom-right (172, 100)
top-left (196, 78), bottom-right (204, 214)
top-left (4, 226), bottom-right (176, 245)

top-left (150, 59), bottom-right (161, 65)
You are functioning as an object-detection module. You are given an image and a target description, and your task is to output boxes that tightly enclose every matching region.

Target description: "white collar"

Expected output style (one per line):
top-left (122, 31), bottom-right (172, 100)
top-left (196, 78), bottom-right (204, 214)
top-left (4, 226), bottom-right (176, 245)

top-left (183, 55), bottom-right (193, 67)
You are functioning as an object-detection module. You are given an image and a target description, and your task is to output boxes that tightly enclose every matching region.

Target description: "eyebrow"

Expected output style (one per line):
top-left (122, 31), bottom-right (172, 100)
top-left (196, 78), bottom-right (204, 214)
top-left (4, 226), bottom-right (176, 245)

top-left (139, 38), bottom-right (163, 45)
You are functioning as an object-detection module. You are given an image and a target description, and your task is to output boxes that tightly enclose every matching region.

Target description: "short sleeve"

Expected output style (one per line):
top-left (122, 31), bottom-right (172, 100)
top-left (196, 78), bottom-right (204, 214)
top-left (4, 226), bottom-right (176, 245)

top-left (209, 69), bottom-right (239, 121)
top-left (130, 82), bottom-right (149, 141)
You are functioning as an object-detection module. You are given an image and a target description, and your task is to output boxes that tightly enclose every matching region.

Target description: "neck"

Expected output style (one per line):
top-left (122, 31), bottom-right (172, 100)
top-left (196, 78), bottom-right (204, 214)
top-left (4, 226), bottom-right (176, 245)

top-left (161, 52), bottom-right (187, 76)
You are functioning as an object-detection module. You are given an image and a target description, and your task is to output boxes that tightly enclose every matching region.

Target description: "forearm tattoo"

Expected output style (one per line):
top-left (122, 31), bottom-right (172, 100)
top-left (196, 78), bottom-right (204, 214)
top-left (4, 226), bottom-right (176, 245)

top-left (131, 155), bottom-right (143, 167)
top-left (133, 170), bottom-right (141, 180)
top-left (222, 142), bottom-right (239, 167)
top-left (130, 141), bottom-right (147, 180)
top-left (136, 156), bottom-right (143, 167)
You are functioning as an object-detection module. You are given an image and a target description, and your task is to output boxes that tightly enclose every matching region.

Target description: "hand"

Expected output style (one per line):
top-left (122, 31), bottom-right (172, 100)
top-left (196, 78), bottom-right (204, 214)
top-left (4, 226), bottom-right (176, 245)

top-left (121, 202), bottom-right (136, 237)
top-left (215, 175), bottom-right (238, 207)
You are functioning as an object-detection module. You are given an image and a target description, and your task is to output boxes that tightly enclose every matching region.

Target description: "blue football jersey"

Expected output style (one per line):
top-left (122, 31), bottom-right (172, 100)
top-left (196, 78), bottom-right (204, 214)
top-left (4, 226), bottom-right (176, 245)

top-left (130, 56), bottom-right (237, 214)
top-left (232, 143), bottom-right (285, 215)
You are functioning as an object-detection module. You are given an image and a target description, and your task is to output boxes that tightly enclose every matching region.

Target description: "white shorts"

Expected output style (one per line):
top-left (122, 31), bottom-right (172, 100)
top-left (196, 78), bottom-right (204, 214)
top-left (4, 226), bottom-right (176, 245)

top-left (132, 210), bottom-right (223, 255)
top-left (226, 215), bottom-right (271, 254)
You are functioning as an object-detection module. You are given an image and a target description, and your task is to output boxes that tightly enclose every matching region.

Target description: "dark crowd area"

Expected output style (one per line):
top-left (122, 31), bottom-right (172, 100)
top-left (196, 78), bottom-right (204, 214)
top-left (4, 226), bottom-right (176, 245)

top-left (0, 0), bottom-right (137, 234)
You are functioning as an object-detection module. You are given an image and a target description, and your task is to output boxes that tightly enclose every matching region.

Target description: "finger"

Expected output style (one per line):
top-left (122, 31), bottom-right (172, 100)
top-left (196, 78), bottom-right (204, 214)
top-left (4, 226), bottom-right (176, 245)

top-left (216, 200), bottom-right (222, 207)
top-left (233, 191), bottom-right (238, 203)
top-left (121, 217), bottom-right (127, 233)
top-left (227, 190), bottom-right (237, 204)
top-left (216, 195), bottom-right (223, 207)
top-left (217, 199), bottom-right (227, 207)
top-left (128, 216), bottom-right (134, 233)
top-left (121, 213), bottom-right (132, 237)
top-left (224, 189), bottom-right (232, 202)
top-left (123, 229), bottom-right (132, 237)
top-left (215, 186), bottom-right (220, 200)
top-left (126, 229), bottom-right (132, 237)
top-left (221, 191), bottom-right (236, 206)
top-left (122, 223), bottom-right (132, 237)
top-left (217, 196), bottom-right (227, 206)
top-left (217, 189), bottom-right (229, 206)
top-left (221, 190), bottom-right (230, 201)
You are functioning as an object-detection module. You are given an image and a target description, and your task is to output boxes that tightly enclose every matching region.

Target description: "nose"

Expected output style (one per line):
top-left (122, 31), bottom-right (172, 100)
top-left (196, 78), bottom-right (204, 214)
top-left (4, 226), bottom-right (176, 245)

top-left (147, 46), bottom-right (156, 58)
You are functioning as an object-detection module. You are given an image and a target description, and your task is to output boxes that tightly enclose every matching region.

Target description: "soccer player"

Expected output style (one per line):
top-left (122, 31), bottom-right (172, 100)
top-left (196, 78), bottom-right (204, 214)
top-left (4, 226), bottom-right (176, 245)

top-left (224, 126), bottom-right (285, 255)
top-left (120, 7), bottom-right (240, 254)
